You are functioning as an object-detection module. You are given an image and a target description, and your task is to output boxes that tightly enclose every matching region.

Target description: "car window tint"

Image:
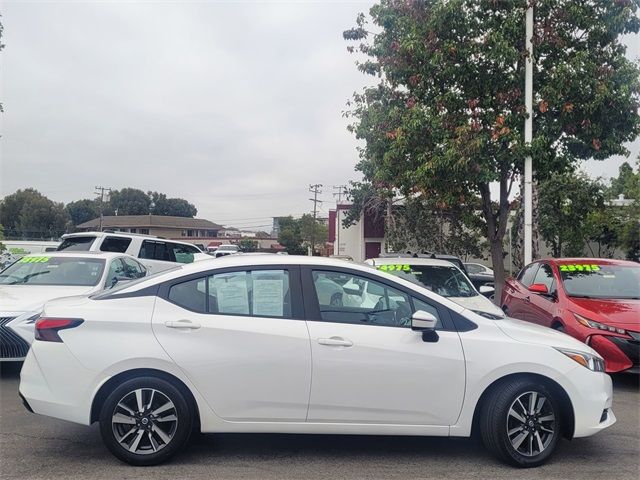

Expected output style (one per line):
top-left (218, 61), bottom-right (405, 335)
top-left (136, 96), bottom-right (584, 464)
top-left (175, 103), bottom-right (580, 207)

top-left (312, 270), bottom-right (413, 327)
top-left (168, 278), bottom-right (207, 313)
top-left (100, 236), bottom-right (132, 253)
top-left (412, 298), bottom-right (443, 329)
top-left (518, 264), bottom-right (539, 287)
top-left (207, 270), bottom-right (291, 318)
top-left (57, 236), bottom-right (95, 251)
top-left (105, 259), bottom-right (126, 288)
top-left (121, 257), bottom-right (146, 279)
top-left (533, 263), bottom-right (555, 291)
top-left (139, 241), bottom-right (174, 262)
top-left (466, 264), bottom-right (482, 274)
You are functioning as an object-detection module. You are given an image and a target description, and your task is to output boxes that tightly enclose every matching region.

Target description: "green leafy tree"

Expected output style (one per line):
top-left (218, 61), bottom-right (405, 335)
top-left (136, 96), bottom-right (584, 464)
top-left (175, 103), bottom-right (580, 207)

top-left (149, 192), bottom-right (197, 217)
top-left (299, 214), bottom-right (328, 253)
top-left (344, 0), bottom-right (640, 297)
top-left (0, 224), bottom-right (6, 252)
top-left (65, 199), bottom-right (100, 226)
top-left (0, 189), bottom-right (68, 239)
top-left (109, 188), bottom-right (152, 215)
top-left (276, 216), bottom-right (307, 255)
top-left (238, 239), bottom-right (259, 252)
top-left (607, 160), bottom-right (640, 260)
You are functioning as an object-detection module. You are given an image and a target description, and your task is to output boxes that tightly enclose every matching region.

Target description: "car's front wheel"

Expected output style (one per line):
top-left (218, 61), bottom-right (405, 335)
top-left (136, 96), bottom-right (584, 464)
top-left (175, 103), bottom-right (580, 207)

top-left (99, 376), bottom-right (193, 466)
top-left (480, 378), bottom-right (561, 467)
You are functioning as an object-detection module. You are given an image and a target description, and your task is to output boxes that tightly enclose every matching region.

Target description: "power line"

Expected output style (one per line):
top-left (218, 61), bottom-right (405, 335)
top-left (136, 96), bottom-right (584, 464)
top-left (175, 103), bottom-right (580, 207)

top-left (309, 184), bottom-right (323, 256)
top-left (94, 186), bottom-right (112, 232)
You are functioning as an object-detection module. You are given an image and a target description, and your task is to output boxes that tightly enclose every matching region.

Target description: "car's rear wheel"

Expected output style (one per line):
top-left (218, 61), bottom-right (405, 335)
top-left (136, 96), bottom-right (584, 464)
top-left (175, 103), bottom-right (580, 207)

top-left (480, 378), bottom-right (560, 467)
top-left (99, 376), bottom-right (193, 466)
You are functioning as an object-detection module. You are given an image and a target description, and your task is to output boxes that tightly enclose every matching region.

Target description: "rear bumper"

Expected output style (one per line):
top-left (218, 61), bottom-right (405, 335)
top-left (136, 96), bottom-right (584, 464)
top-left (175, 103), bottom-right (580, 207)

top-left (19, 342), bottom-right (98, 425)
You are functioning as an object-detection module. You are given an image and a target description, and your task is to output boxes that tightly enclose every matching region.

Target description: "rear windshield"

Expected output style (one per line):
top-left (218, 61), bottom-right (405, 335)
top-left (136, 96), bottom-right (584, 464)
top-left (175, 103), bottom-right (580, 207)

top-left (560, 264), bottom-right (640, 299)
top-left (0, 256), bottom-right (105, 286)
top-left (57, 236), bottom-right (96, 251)
top-left (376, 264), bottom-right (478, 298)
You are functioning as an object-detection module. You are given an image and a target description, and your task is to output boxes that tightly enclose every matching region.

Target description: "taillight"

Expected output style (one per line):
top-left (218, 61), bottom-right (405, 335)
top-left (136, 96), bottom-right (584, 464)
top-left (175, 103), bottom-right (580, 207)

top-left (34, 318), bottom-right (84, 342)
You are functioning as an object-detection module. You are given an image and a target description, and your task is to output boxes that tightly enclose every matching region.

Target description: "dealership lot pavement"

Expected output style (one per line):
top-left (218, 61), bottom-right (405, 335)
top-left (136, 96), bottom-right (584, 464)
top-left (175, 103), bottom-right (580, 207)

top-left (1, 362), bottom-right (638, 480)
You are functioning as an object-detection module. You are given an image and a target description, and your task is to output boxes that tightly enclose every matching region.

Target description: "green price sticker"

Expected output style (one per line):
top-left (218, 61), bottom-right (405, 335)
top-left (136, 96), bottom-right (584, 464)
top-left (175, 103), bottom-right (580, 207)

top-left (559, 264), bottom-right (600, 272)
top-left (377, 264), bottom-right (411, 272)
top-left (18, 256), bottom-right (50, 263)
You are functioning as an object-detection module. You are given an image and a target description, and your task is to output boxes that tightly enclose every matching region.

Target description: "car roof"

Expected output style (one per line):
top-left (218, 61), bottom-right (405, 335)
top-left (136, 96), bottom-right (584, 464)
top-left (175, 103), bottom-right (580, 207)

top-left (367, 257), bottom-right (462, 268)
top-left (546, 258), bottom-right (638, 267)
top-left (21, 251), bottom-right (130, 260)
top-left (61, 231), bottom-right (201, 248)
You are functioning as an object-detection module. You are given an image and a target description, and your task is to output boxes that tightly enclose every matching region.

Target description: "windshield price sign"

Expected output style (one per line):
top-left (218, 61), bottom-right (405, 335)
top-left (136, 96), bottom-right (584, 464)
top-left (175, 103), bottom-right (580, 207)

top-left (559, 264), bottom-right (600, 272)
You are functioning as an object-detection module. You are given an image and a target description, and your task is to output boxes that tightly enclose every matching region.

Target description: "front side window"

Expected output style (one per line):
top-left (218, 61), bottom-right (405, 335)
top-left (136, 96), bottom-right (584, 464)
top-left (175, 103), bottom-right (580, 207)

top-left (518, 263), bottom-right (540, 287)
top-left (0, 256), bottom-right (105, 286)
top-left (100, 236), bottom-right (132, 253)
top-left (312, 270), bottom-right (424, 327)
top-left (532, 263), bottom-right (555, 292)
top-left (167, 269), bottom-right (291, 318)
top-left (121, 257), bottom-right (146, 279)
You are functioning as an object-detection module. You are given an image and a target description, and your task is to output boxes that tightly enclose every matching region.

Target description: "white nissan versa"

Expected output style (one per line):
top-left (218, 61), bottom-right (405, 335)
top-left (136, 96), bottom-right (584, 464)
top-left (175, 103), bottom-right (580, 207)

top-left (19, 256), bottom-right (614, 467)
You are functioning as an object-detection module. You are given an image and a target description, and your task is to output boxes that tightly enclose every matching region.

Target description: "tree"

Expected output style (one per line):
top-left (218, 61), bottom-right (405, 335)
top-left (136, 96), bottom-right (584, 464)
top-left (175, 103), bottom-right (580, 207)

top-left (0, 224), bottom-right (6, 252)
top-left (299, 214), bottom-right (328, 253)
top-left (149, 192), bottom-right (197, 217)
top-left (276, 216), bottom-right (307, 255)
top-left (237, 239), bottom-right (259, 252)
top-left (538, 171), bottom-right (606, 257)
top-left (344, 1), bottom-right (640, 298)
top-left (606, 160), bottom-right (640, 260)
top-left (0, 189), bottom-right (68, 239)
top-left (66, 199), bottom-right (100, 226)
top-left (109, 188), bottom-right (151, 215)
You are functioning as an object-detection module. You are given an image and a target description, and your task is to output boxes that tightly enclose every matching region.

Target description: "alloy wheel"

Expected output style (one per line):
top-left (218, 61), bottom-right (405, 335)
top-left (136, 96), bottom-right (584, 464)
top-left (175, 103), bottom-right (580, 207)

top-left (506, 391), bottom-right (556, 457)
top-left (111, 388), bottom-right (178, 455)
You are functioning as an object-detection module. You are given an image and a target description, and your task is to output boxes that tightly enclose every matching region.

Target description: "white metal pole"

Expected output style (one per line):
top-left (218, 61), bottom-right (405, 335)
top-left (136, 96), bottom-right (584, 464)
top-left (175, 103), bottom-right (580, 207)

top-left (524, 3), bottom-right (534, 265)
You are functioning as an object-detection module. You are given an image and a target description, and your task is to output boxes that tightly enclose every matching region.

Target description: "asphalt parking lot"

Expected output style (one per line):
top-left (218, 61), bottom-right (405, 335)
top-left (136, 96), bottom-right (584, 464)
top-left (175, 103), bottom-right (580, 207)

top-left (0, 362), bottom-right (638, 480)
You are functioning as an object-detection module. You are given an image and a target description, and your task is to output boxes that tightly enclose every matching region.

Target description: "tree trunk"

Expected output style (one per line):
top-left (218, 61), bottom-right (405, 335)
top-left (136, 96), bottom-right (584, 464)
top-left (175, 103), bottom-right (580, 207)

top-left (490, 237), bottom-right (506, 305)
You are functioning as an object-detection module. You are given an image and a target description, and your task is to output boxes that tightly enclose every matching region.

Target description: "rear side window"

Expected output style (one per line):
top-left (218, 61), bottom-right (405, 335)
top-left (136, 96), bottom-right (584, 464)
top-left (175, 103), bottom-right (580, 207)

top-left (518, 263), bottom-right (540, 287)
top-left (168, 278), bottom-right (206, 312)
top-left (139, 241), bottom-right (174, 262)
top-left (100, 236), bottom-right (132, 253)
top-left (57, 236), bottom-right (96, 251)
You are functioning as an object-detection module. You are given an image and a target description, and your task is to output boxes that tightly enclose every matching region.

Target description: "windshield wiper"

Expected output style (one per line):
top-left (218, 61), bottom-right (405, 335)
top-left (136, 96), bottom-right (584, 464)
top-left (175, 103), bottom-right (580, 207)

top-left (9, 271), bottom-right (49, 284)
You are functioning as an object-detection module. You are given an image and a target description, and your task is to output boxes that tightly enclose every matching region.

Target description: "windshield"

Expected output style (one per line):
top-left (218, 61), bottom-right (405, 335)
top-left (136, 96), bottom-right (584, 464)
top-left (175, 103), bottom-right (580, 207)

top-left (0, 256), bottom-right (105, 286)
top-left (57, 236), bottom-right (96, 251)
top-left (377, 264), bottom-right (477, 298)
top-left (560, 264), bottom-right (640, 299)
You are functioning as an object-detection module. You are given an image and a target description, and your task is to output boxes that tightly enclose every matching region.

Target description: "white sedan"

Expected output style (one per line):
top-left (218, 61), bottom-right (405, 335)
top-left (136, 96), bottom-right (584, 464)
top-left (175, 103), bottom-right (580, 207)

top-left (0, 252), bottom-right (148, 360)
top-left (19, 255), bottom-right (614, 467)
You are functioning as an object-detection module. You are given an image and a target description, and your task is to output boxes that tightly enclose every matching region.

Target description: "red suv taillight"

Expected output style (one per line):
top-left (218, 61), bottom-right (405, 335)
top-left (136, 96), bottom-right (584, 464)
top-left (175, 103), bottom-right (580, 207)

top-left (34, 318), bottom-right (84, 342)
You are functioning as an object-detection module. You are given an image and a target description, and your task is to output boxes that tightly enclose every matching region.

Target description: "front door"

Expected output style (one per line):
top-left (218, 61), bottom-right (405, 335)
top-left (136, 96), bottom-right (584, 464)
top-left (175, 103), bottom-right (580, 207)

top-left (152, 267), bottom-right (311, 422)
top-left (304, 268), bottom-right (465, 426)
top-left (525, 262), bottom-right (556, 326)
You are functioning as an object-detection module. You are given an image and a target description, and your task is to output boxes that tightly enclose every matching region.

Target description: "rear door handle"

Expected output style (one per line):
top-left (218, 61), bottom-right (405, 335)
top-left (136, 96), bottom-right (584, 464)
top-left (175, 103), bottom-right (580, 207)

top-left (165, 320), bottom-right (201, 330)
top-left (318, 337), bottom-right (353, 347)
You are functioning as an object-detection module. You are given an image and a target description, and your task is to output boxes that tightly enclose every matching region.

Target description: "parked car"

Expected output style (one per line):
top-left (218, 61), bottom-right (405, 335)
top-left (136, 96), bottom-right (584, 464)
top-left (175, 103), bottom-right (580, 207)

top-left (21, 255), bottom-right (613, 467)
top-left (212, 244), bottom-right (240, 258)
top-left (501, 258), bottom-right (640, 373)
top-left (366, 257), bottom-right (502, 318)
top-left (0, 252), bottom-right (148, 361)
top-left (57, 232), bottom-right (205, 273)
top-left (464, 262), bottom-right (495, 292)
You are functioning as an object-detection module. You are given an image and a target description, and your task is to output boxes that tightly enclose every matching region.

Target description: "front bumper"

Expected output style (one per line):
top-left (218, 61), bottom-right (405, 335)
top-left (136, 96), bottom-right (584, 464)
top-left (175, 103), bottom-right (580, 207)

top-left (589, 334), bottom-right (639, 373)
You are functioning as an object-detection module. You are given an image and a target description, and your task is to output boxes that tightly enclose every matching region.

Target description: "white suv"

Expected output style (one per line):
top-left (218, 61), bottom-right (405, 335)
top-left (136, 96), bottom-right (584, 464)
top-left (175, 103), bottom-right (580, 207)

top-left (57, 232), bottom-right (205, 273)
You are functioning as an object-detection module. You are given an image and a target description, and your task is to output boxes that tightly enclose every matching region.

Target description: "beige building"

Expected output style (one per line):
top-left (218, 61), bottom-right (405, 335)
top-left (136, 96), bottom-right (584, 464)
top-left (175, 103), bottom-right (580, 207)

top-left (76, 215), bottom-right (222, 242)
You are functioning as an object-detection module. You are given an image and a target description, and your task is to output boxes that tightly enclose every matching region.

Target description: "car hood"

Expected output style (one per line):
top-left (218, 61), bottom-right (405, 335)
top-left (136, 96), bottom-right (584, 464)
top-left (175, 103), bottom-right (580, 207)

top-left (451, 295), bottom-right (504, 317)
top-left (568, 297), bottom-right (640, 329)
top-left (0, 285), bottom-right (96, 314)
top-left (496, 317), bottom-right (599, 354)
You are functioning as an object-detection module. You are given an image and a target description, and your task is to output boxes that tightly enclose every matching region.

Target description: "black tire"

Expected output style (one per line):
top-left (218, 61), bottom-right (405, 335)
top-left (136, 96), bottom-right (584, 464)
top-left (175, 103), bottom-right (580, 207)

top-left (480, 378), bottom-right (561, 468)
top-left (99, 376), bottom-right (193, 466)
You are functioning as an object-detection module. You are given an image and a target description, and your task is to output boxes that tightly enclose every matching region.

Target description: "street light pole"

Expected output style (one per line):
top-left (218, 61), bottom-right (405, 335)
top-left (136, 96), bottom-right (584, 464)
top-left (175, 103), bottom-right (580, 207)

top-left (524, 2), bottom-right (534, 265)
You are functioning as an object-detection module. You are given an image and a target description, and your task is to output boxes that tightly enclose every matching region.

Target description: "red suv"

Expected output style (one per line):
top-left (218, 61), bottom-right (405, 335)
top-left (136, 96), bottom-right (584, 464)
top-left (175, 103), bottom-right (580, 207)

top-left (501, 258), bottom-right (640, 373)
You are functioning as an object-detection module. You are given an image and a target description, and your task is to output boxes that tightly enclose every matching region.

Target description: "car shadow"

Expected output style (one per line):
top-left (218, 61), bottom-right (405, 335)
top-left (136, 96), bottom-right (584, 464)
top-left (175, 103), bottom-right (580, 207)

top-left (611, 372), bottom-right (639, 392)
top-left (0, 361), bottom-right (22, 379)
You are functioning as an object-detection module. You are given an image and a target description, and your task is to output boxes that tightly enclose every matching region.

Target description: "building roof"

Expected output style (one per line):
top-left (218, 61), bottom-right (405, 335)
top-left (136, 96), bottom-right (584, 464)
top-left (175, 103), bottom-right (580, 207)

top-left (77, 215), bottom-right (222, 230)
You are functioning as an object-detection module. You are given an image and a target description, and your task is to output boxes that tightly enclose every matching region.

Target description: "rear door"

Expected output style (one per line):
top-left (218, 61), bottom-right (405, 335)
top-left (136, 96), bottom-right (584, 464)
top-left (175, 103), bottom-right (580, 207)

top-left (152, 266), bottom-right (312, 422)
top-left (303, 266), bottom-right (465, 427)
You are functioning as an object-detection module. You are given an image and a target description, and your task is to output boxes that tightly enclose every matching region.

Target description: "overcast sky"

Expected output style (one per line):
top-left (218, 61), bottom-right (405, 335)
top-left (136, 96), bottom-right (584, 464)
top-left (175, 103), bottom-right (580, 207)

top-left (1, 1), bottom-right (639, 230)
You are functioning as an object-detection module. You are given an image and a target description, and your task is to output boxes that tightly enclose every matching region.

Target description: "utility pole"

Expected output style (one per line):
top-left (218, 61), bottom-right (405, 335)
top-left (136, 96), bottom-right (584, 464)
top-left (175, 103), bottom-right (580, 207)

top-left (309, 184), bottom-right (323, 256)
top-left (94, 186), bottom-right (112, 232)
top-left (332, 185), bottom-right (347, 256)
top-left (332, 185), bottom-right (348, 204)
top-left (524, 2), bottom-right (534, 265)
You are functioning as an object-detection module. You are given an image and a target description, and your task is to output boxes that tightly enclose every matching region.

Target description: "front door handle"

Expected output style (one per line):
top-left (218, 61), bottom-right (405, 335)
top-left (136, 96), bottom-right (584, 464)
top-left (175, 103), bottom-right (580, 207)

top-left (318, 337), bottom-right (353, 347)
top-left (165, 320), bottom-right (201, 330)
top-left (524, 296), bottom-right (531, 303)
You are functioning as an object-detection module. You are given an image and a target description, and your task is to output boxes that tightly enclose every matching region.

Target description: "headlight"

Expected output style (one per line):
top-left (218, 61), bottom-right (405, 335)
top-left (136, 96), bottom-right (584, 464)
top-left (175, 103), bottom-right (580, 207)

top-left (555, 347), bottom-right (606, 372)
top-left (573, 312), bottom-right (626, 335)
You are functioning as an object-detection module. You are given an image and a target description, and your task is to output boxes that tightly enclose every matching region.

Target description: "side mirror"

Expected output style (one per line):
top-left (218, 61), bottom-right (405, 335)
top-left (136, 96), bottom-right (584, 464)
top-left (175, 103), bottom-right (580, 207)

top-left (479, 285), bottom-right (495, 297)
top-left (528, 283), bottom-right (549, 294)
top-left (411, 310), bottom-right (439, 343)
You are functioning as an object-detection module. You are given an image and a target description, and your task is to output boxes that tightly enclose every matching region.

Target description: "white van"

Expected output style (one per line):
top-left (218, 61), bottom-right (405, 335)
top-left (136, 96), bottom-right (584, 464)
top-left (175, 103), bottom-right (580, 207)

top-left (57, 231), bottom-right (207, 273)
